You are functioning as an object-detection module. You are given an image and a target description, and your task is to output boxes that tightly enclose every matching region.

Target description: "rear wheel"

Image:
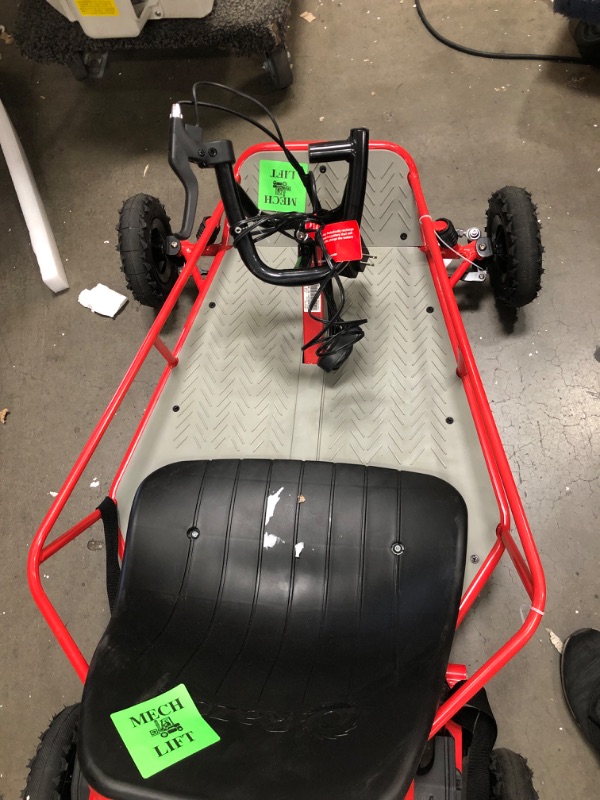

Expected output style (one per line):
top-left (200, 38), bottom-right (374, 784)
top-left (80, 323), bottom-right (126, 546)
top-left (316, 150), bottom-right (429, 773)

top-left (118, 194), bottom-right (180, 308)
top-left (24, 704), bottom-right (79, 800)
top-left (485, 186), bottom-right (543, 308)
top-left (490, 748), bottom-right (539, 799)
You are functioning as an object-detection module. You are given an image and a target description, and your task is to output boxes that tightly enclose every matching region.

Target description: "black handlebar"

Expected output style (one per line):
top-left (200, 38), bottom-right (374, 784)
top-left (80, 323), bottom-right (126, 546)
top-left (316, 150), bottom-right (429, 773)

top-left (213, 162), bottom-right (332, 286)
top-left (168, 103), bottom-right (369, 287)
top-left (309, 127), bottom-right (369, 230)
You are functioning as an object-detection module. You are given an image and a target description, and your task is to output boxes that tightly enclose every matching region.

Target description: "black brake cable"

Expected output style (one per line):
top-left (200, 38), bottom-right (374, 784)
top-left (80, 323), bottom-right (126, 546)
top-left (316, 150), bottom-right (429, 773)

top-left (190, 83), bottom-right (318, 207)
top-left (415, 0), bottom-right (587, 64)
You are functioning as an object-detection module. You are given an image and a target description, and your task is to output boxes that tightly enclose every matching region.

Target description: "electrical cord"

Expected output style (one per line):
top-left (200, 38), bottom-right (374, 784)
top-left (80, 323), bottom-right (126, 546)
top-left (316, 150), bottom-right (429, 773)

top-left (415, 0), bottom-right (587, 64)
top-left (233, 212), bottom-right (367, 356)
top-left (188, 82), bottom-right (318, 208)
top-left (301, 229), bottom-right (367, 358)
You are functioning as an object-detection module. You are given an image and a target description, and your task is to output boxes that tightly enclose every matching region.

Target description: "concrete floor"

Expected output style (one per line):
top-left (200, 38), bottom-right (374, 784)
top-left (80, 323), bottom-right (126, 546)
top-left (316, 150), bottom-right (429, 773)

top-left (1, 0), bottom-right (599, 796)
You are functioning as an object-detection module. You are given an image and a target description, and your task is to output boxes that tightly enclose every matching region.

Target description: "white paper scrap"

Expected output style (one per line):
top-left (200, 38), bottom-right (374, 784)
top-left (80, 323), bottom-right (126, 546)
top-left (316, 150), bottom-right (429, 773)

top-left (546, 628), bottom-right (564, 654)
top-left (78, 284), bottom-right (128, 318)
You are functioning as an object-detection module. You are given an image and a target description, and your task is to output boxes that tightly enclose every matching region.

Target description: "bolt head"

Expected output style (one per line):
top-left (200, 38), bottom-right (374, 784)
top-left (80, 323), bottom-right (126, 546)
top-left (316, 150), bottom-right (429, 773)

top-left (391, 542), bottom-right (405, 555)
top-left (470, 554), bottom-right (480, 564)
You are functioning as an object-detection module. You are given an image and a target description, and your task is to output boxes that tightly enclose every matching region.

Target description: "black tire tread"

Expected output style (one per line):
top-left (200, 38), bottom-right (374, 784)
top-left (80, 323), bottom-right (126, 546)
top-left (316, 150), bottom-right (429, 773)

top-left (118, 193), bottom-right (177, 308)
top-left (490, 747), bottom-right (539, 800)
top-left (486, 186), bottom-right (543, 308)
top-left (23, 704), bottom-right (79, 800)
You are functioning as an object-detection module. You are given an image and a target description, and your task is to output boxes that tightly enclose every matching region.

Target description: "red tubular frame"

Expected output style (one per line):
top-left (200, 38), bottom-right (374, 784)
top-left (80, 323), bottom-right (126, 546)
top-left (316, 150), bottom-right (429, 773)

top-left (27, 140), bottom-right (545, 774)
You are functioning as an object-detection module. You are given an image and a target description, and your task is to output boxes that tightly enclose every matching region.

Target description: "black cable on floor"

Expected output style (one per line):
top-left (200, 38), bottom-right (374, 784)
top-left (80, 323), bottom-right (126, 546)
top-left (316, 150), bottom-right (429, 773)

top-left (415, 0), bottom-right (588, 65)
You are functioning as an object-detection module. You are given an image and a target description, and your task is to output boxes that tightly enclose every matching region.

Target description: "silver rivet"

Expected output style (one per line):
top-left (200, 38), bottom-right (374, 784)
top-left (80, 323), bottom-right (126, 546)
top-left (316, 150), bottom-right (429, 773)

top-left (187, 527), bottom-right (200, 540)
top-left (470, 554), bottom-right (480, 564)
top-left (391, 542), bottom-right (404, 555)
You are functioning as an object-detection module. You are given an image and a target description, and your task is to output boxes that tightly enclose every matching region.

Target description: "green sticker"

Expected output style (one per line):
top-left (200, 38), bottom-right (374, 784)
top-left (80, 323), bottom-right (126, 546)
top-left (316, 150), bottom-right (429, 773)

top-left (110, 684), bottom-right (220, 779)
top-left (258, 159), bottom-right (308, 212)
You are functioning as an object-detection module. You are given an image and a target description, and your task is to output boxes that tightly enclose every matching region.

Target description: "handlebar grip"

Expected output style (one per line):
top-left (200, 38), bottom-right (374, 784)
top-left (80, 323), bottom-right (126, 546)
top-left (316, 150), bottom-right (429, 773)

top-left (308, 140), bottom-right (354, 163)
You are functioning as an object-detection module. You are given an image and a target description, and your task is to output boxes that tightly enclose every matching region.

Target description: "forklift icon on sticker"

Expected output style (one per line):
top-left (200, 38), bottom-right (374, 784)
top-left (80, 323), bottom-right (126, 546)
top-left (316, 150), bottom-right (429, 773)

top-left (273, 180), bottom-right (291, 197)
top-left (150, 716), bottom-right (184, 738)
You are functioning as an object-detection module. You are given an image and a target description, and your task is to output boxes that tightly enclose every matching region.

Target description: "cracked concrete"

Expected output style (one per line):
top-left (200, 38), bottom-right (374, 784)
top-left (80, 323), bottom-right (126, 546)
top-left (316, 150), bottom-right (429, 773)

top-left (1, 0), bottom-right (599, 797)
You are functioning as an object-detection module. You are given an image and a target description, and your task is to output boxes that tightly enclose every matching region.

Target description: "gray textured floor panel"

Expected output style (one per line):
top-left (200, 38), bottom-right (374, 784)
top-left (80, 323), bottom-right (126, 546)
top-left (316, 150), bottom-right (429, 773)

top-left (115, 246), bottom-right (498, 588)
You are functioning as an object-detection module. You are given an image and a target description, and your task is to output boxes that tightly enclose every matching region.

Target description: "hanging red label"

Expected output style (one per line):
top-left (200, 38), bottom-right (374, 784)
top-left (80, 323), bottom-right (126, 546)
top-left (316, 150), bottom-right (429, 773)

top-left (321, 221), bottom-right (362, 262)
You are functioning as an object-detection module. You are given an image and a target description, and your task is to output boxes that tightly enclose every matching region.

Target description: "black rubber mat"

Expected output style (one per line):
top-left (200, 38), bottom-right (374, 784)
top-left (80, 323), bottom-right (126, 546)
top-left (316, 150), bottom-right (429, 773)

top-left (15, 0), bottom-right (291, 63)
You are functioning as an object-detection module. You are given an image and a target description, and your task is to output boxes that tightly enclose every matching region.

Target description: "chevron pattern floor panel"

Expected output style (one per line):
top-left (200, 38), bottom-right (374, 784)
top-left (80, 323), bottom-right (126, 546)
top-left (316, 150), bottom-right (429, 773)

top-left (115, 246), bottom-right (498, 587)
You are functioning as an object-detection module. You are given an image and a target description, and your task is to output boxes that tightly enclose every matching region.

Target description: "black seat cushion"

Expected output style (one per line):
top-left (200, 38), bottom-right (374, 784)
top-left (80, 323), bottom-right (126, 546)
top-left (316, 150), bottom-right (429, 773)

top-left (79, 460), bottom-right (467, 800)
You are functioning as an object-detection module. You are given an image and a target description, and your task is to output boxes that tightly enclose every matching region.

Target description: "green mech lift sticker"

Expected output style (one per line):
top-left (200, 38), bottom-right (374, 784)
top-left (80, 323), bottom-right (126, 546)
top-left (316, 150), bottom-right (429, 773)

top-left (110, 684), bottom-right (220, 779)
top-left (258, 159), bottom-right (308, 212)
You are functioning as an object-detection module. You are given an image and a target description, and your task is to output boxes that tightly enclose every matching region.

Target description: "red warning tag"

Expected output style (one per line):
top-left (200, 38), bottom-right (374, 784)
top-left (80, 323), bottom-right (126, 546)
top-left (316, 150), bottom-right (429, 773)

top-left (321, 221), bottom-right (362, 262)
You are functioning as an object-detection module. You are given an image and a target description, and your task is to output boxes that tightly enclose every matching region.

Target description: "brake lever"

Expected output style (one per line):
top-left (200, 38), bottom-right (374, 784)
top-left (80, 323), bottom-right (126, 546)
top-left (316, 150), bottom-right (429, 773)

top-left (168, 104), bottom-right (204, 240)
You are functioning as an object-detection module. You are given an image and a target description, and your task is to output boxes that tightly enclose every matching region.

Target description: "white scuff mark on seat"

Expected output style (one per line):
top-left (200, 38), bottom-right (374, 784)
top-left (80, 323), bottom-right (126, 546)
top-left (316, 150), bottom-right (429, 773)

top-left (295, 542), bottom-right (305, 558)
top-left (90, 477), bottom-right (100, 488)
top-left (49, 491), bottom-right (58, 497)
top-left (265, 487), bottom-right (284, 526)
top-left (264, 533), bottom-right (284, 549)
top-left (546, 628), bottom-right (564, 654)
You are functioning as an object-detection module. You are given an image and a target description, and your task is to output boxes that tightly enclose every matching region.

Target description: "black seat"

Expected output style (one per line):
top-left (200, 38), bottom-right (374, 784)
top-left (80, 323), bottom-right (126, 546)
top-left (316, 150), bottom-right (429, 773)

top-left (79, 460), bottom-right (467, 800)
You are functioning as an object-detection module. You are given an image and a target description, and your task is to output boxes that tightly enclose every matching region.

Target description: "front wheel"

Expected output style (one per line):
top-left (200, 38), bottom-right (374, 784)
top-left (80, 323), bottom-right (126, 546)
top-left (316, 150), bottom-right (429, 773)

top-left (485, 186), bottom-right (543, 308)
top-left (23, 704), bottom-right (79, 799)
top-left (118, 194), bottom-right (180, 308)
top-left (489, 748), bottom-right (539, 799)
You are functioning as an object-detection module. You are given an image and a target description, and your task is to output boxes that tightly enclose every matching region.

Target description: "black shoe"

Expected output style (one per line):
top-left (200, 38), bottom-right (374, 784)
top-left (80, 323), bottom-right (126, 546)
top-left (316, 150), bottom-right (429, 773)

top-left (560, 628), bottom-right (600, 755)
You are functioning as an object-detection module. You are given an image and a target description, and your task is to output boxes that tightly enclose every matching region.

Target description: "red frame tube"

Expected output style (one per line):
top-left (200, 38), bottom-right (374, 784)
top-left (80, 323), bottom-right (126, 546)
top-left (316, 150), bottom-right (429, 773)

top-left (27, 141), bottom-right (545, 757)
top-left (27, 202), bottom-right (225, 682)
top-left (153, 336), bottom-right (178, 367)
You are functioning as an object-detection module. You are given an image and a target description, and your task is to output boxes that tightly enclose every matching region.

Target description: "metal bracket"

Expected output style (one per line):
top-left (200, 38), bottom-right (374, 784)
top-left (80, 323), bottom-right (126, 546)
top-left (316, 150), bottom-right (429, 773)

top-left (474, 237), bottom-right (492, 258)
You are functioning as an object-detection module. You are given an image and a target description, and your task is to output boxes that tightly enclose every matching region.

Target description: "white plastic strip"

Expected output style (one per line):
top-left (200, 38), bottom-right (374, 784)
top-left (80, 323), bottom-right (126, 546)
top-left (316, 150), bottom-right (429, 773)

top-left (0, 98), bottom-right (69, 293)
